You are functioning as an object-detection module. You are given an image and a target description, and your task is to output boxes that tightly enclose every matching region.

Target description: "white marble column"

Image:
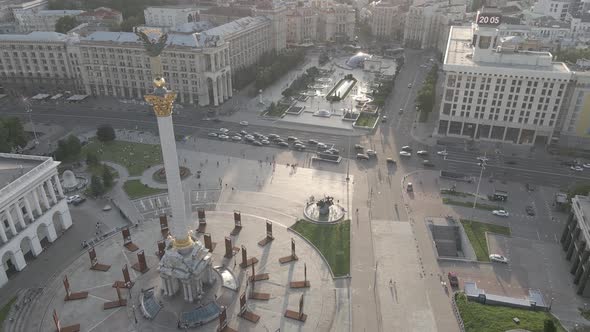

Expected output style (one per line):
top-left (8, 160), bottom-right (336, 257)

top-left (226, 73), bottom-right (233, 98)
top-left (23, 197), bottom-right (34, 222)
top-left (0, 266), bottom-right (7, 287)
top-left (212, 79), bottom-right (219, 106)
top-left (4, 209), bottom-right (17, 236)
top-left (221, 74), bottom-right (227, 100)
top-left (53, 174), bottom-right (64, 198)
top-left (188, 283), bottom-right (193, 302)
top-left (46, 181), bottom-right (57, 204)
top-left (14, 203), bottom-right (26, 228)
top-left (12, 250), bottom-right (27, 271)
top-left (39, 185), bottom-right (50, 210)
top-left (30, 236), bottom-right (43, 256)
top-left (0, 221), bottom-right (7, 243)
top-left (46, 222), bottom-right (57, 242)
top-left (182, 282), bottom-right (188, 301)
top-left (217, 77), bottom-right (223, 105)
top-left (32, 191), bottom-right (43, 216)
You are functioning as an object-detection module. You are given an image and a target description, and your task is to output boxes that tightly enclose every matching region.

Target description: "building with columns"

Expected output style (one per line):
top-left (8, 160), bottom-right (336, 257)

top-left (560, 195), bottom-right (590, 297)
top-left (0, 153), bottom-right (72, 288)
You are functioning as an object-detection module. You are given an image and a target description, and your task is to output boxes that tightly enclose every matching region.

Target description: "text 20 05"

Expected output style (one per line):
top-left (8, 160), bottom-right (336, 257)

top-left (478, 15), bottom-right (500, 25)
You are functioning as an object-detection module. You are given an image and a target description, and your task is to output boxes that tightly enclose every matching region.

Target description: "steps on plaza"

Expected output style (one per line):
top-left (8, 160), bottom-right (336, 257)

top-left (3, 287), bottom-right (44, 332)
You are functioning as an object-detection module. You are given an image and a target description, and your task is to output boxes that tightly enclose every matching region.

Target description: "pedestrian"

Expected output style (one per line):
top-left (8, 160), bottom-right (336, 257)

top-left (232, 187), bottom-right (234, 191)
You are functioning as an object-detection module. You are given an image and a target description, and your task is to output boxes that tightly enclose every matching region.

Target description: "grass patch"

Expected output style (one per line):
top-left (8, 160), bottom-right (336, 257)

top-left (123, 180), bottom-right (166, 200)
top-left (456, 293), bottom-right (565, 332)
top-left (580, 308), bottom-right (590, 321)
top-left (418, 110), bottom-right (429, 122)
top-left (442, 197), bottom-right (500, 211)
top-left (265, 102), bottom-right (290, 117)
top-left (290, 219), bottom-right (350, 277)
top-left (354, 113), bottom-right (379, 128)
top-left (460, 219), bottom-right (511, 261)
top-left (0, 296), bottom-right (17, 328)
top-left (83, 140), bottom-right (162, 176)
top-left (440, 189), bottom-right (473, 197)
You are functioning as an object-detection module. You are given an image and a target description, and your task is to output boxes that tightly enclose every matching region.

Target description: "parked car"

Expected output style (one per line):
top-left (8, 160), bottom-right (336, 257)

top-left (437, 150), bottom-right (448, 156)
top-left (67, 195), bottom-right (80, 204)
top-left (356, 153), bottom-right (369, 160)
top-left (261, 140), bottom-right (270, 145)
top-left (278, 142), bottom-right (289, 147)
top-left (354, 144), bottom-right (364, 150)
top-left (386, 158), bottom-right (396, 164)
top-left (423, 160), bottom-right (434, 167)
top-left (381, 116), bottom-right (387, 122)
top-left (407, 182), bottom-right (413, 192)
top-left (308, 139), bottom-right (318, 145)
top-left (477, 156), bottom-right (489, 162)
top-left (239, 121), bottom-right (249, 126)
top-left (317, 143), bottom-right (327, 149)
top-left (268, 134), bottom-right (280, 139)
top-left (366, 149), bottom-right (377, 157)
top-left (294, 143), bottom-right (306, 150)
top-left (417, 150), bottom-right (428, 156)
top-left (252, 141), bottom-right (263, 146)
top-left (399, 151), bottom-right (411, 157)
top-left (326, 148), bottom-right (340, 155)
top-left (218, 135), bottom-right (229, 140)
top-left (448, 272), bottom-right (459, 288)
top-left (231, 136), bottom-right (242, 141)
top-left (208, 132), bottom-right (218, 138)
top-left (525, 205), bottom-right (535, 216)
top-left (287, 136), bottom-right (298, 141)
top-left (401, 146), bottom-right (412, 152)
top-left (407, 83), bottom-right (413, 88)
top-left (571, 166), bottom-right (584, 172)
top-left (489, 254), bottom-right (508, 264)
top-left (219, 128), bottom-right (229, 133)
top-left (492, 210), bottom-right (509, 217)
top-left (239, 130), bottom-right (248, 136)
top-left (72, 196), bottom-right (86, 206)
top-left (584, 163), bottom-right (590, 168)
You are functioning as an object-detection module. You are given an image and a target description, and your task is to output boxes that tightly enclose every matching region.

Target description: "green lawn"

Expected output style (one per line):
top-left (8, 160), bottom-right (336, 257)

top-left (460, 219), bottom-right (511, 262)
top-left (265, 103), bottom-right (290, 117)
top-left (0, 296), bottom-right (16, 329)
top-left (442, 197), bottom-right (500, 211)
top-left (123, 180), bottom-right (166, 200)
top-left (290, 219), bottom-right (350, 277)
top-left (354, 113), bottom-right (379, 128)
top-left (456, 293), bottom-right (565, 332)
top-left (440, 189), bottom-right (473, 197)
top-left (83, 140), bottom-right (162, 176)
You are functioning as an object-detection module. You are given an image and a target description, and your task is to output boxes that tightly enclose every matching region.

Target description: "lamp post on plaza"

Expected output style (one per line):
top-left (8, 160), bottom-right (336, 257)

top-left (472, 152), bottom-right (487, 216)
top-left (23, 97), bottom-right (39, 145)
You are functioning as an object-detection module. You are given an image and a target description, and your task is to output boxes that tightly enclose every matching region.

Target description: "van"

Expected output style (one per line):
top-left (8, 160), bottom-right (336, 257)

top-left (407, 183), bottom-right (413, 192)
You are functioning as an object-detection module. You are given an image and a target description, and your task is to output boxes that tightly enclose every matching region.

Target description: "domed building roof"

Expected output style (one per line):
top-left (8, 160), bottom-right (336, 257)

top-left (346, 52), bottom-right (372, 68)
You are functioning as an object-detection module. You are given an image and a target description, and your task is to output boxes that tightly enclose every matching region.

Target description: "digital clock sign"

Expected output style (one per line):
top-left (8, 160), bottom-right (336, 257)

top-left (476, 13), bottom-right (502, 26)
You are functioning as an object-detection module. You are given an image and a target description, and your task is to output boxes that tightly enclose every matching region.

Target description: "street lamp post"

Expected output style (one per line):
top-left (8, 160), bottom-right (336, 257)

top-left (472, 153), bottom-right (487, 212)
top-left (23, 98), bottom-right (39, 145)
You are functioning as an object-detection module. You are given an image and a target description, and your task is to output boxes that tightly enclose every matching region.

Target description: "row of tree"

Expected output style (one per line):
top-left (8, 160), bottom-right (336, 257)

top-left (54, 124), bottom-right (115, 161)
top-left (232, 49), bottom-right (306, 91)
top-left (415, 63), bottom-right (439, 116)
top-left (49, 0), bottom-right (174, 32)
top-left (282, 66), bottom-right (320, 97)
top-left (553, 48), bottom-right (590, 64)
top-left (0, 117), bottom-right (27, 153)
top-left (371, 78), bottom-right (394, 108)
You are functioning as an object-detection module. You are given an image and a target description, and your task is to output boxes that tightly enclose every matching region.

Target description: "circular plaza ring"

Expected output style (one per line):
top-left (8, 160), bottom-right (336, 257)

top-left (152, 166), bottom-right (191, 183)
top-left (303, 195), bottom-right (345, 224)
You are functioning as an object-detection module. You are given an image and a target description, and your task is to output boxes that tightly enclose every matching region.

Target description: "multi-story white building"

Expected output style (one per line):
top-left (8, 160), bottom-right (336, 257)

top-left (16, 9), bottom-right (84, 32)
top-left (404, 1), bottom-right (465, 52)
top-left (143, 6), bottom-right (200, 31)
top-left (570, 13), bottom-right (590, 41)
top-left (0, 32), bottom-right (83, 95)
top-left (76, 7), bottom-right (123, 32)
top-left (436, 19), bottom-right (572, 145)
top-left (533, 0), bottom-right (571, 21)
top-left (555, 71), bottom-right (590, 147)
top-left (253, 2), bottom-right (287, 51)
top-left (369, 1), bottom-right (400, 39)
top-left (205, 16), bottom-right (272, 71)
top-left (0, 153), bottom-right (72, 288)
top-left (318, 3), bottom-right (356, 42)
top-left (78, 31), bottom-right (232, 106)
top-left (199, 6), bottom-right (252, 26)
top-left (286, 7), bottom-right (318, 45)
top-left (8, 0), bottom-right (47, 23)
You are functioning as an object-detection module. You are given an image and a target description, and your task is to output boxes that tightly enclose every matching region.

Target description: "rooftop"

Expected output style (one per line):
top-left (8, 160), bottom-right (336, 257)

top-left (205, 16), bottom-right (269, 37)
top-left (82, 31), bottom-right (222, 49)
top-left (0, 153), bottom-right (48, 193)
top-left (36, 9), bottom-right (84, 16)
top-left (444, 26), bottom-right (570, 73)
top-left (0, 31), bottom-right (68, 42)
top-left (200, 6), bottom-right (252, 17)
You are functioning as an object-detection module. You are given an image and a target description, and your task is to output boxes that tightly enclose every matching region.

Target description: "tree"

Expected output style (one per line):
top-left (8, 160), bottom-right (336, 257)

top-left (0, 117), bottom-right (26, 152)
top-left (119, 16), bottom-right (144, 32)
top-left (96, 124), bottom-right (116, 142)
top-left (86, 151), bottom-right (99, 166)
top-left (54, 135), bottom-right (81, 161)
top-left (543, 319), bottom-right (556, 332)
top-left (55, 16), bottom-right (78, 33)
top-left (102, 165), bottom-right (114, 188)
top-left (90, 175), bottom-right (104, 196)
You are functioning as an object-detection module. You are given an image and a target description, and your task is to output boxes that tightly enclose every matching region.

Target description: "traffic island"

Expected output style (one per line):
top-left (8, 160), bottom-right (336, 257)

top-left (460, 219), bottom-right (511, 261)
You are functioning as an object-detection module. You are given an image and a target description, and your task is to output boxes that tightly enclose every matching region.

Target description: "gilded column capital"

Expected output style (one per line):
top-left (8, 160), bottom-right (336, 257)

top-left (145, 91), bottom-right (177, 117)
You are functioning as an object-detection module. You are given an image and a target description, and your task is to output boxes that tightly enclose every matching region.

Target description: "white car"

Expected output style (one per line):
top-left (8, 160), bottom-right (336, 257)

top-left (219, 128), bottom-right (229, 133)
top-left (67, 195), bottom-right (80, 204)
top-left (317, 143), bottom-right (327, 149)
top-left (218, 134), bottom-right (229, 140)
top-left (571, 166), bottom-right (584, 172)
top-left (231, 136), bottom-right (242, 141)
top-left (583, 163), bottom-right (590, 168)
top-left (489, 254), bottom-right (509, 264)
top-left (239, 121), bottom-right (249, 126)
top-left (492, 210), bottom-right (509, 217)
top-left (477, 156), bottom-right (489, 162)
top-left (208, 132), bottom-right (218, 138)
top-left (437, 150), bottom-right (448, 156)
top-left (400, 151), bottom-right (411, 157)
top-left (366, 149), bottom-right (377, 157)
top-left (417, 150), bottom-right (428, 156)
top-left (407, 83), bottom-right (413, 88)
top-left (401, 145), bottom-right (412, 152)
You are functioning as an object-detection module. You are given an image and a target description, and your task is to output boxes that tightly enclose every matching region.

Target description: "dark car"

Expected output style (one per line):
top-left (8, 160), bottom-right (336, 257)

top-left (423, 160), bottom-right (435, 167)
top-left (525, 205), bottom-right (535, 216)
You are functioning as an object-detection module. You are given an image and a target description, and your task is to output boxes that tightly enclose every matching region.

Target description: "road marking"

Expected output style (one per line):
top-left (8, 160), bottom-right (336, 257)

top-left (445, 158), bottom-right (590, 180)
